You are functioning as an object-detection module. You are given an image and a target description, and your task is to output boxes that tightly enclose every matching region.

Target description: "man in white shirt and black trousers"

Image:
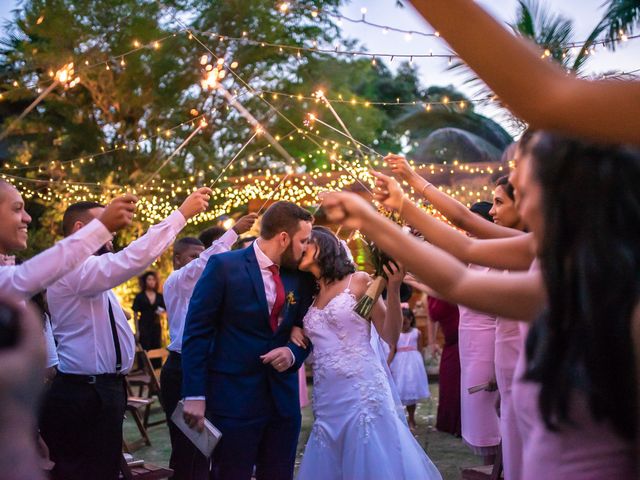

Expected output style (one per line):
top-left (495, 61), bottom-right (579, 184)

top-left (40, 187), bottom-right (211, 480)
top-left (160, 213), bottom-right (257, 479)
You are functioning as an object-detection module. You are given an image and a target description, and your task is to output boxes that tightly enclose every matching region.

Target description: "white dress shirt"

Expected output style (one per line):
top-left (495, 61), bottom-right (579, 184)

top-left (0, 219), bottom-right (112, 299)
top-left (253, 240), bottom-right (294, 365)
top-left (0, 219), bottom-right (112, 368)
top-left (164, 229), bottom-right (237, 353)
top-left (253, 240), bottom-right (279, 315)
top-left (47, 211), bottom-right (186, 375)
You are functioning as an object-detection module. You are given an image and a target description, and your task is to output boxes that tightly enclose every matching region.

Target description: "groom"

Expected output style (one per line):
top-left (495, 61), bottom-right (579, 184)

top-left (181, 201), bottom-right (315, 480)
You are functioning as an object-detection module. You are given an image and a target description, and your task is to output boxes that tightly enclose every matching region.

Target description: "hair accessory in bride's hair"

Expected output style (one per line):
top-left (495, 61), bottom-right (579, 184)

top-left (339, 239), bottom-right (354, 264)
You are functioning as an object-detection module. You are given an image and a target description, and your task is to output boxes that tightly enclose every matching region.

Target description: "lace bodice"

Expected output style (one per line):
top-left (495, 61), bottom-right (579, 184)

top-left (304, 288), bottom-right (375, 380)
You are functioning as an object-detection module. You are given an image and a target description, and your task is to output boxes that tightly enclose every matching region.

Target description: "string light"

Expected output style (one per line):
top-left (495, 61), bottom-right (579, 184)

top-left (1, 31), bottom-right (186, 98)
top-left (198, 29), bottom-right (455, 60)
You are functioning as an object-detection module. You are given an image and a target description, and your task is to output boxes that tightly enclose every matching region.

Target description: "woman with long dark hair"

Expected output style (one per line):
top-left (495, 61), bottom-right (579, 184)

top-left (132, 270), bottom-right (165, 351)
top-left (322, 131), bottom-right (640, 478)
top-left (295, 226), bottom-right (442, 480)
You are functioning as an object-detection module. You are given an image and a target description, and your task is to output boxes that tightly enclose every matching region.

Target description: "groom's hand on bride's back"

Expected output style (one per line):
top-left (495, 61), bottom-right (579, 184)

top-left (182, 399), bottom-right (206, 432)
top-left (260, 347), bottom-right (294, 373)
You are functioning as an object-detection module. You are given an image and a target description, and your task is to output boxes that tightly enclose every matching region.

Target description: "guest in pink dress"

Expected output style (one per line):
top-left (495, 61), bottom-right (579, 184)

top-left (365, 133), bottom-right (639, 478)
top-left (458, 290), bottom-right (500, 461)
top-left (298, 365), bottom-right (309, 408)
top-left (512, 246), bottom-right (637, 480)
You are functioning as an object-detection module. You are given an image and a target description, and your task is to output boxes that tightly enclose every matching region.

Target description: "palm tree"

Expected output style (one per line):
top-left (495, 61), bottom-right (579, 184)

top-left (593, 0), bottom-right (640, 50)
top-left (449, 0), bottom-right (593, 133)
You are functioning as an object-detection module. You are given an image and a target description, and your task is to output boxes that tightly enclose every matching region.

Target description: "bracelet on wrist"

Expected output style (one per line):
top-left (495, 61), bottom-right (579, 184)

top-left (420, 182), bottom-right (433, 197)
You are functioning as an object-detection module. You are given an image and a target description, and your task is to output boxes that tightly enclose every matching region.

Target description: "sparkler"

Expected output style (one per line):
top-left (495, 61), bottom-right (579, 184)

top-left (0, 63), bottom-right (79, 141)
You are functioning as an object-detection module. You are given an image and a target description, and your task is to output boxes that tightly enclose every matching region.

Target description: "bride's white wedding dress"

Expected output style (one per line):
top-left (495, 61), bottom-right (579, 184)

top-left (296, 277), bottom-right (442, 480)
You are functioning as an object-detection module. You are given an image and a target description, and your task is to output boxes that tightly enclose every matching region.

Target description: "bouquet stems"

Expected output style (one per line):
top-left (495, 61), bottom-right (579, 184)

top-left (353, 276), bottom-right (387, 320)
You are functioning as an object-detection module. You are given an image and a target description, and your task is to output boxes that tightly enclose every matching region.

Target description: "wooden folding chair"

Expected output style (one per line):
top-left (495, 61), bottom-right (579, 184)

top-left (126, 346), bottom-right (168, 427)
top-left (119, 453), bottom-right (173, 480)
top-left (123, 395), bottom-right (155, 452)
top-left (127, 346), bottom-right (161, 398)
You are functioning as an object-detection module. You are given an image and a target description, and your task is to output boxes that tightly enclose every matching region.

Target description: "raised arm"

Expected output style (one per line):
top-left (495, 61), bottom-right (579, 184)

top-left (0, 220), bottom-right (111, 299)
top-left (66, 188), bottom-right (211, 297)
top-left (386, 154), bottom-right (521, 239)
top-left (0, 195), bottom-right (136, 299)
top-left (164, 228), bottom-right (238, 301)
top-left (408, 0), bottom-right (640, 146)
top-left (358, 263), bottom-right (404, 347)
top-left (372, 171), bottom-right (534, 270)
top-left (323, 192), bottom-right (545, 321)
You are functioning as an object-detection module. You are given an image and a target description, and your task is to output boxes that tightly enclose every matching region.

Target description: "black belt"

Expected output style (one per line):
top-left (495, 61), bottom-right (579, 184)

top-left (57, 372), bottom-right (125, 385)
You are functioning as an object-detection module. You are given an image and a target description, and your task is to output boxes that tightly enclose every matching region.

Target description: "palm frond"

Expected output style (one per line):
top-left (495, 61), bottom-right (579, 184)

top-left (594, 0), bottom-right (640, 50)
top-left (448, 0), bottom-right (587, 127)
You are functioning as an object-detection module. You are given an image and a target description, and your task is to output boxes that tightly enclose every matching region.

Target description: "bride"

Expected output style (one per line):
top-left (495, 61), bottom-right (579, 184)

top-left (294, 226), bottom-right (442, 480)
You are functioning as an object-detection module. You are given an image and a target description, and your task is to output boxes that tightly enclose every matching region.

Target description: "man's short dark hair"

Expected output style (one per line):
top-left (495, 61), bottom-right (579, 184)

top-left (198, 226), bottom-right (226, 249)
top-left (260, 202), bottom-right (313, 240)
top-left (62, 201), bottom-right (103, 237)
top-left (174, 237), bottom-right (204, 256)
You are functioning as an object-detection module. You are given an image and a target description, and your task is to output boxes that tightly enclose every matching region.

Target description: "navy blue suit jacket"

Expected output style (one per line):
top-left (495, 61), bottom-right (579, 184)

top-left (181, 245), bottom-right (315, 419)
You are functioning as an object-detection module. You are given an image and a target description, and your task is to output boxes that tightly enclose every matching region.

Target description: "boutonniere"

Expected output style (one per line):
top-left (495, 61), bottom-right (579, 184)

top-left (286, 291), bottom-right (297, 305)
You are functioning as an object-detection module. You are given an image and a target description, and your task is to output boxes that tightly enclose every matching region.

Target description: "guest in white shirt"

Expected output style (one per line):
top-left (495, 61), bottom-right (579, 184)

top-left (0, 180), bottom-right (136, 303)
top-left (160, 213), bottom-right (256, 480)
top-left (0, 179), bottom-right (137, 366)
top-left (0, 180), bottom-right (136, 473)
top-left (40, 187), bottom-right (211, 480)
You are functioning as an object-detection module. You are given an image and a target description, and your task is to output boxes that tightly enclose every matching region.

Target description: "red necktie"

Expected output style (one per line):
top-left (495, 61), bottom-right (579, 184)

top-left (267, 264), bottom-right (285, 332)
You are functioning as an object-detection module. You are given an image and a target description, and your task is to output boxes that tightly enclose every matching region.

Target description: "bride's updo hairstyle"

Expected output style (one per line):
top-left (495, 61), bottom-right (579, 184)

top-left (525, 132), bottom-right (640, 441)
top-left (310, 226), bottom-right (355, 283)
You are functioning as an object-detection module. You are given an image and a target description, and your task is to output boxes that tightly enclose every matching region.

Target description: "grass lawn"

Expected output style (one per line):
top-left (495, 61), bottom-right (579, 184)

top-left (124, 382), bottom-right (479, 480)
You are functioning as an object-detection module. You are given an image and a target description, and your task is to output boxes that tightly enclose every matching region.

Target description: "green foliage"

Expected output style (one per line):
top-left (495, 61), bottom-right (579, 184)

top-left (0, 0), bottom-right (511, 256)
top-left (594, 0), bottom-right (640, 49)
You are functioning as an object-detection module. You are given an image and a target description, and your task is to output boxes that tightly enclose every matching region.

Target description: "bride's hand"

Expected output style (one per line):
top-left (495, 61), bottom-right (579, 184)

top-left (384, 261), bottom-right (405, 289)
top-left (289, 326), bottom-right (309, 349)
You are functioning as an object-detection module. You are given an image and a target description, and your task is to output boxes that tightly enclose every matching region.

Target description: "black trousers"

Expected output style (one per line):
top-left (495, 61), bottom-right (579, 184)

top-left (40, 373), bottom-right (126, 480)
top-left (160, 351), bottom-right (210, 480)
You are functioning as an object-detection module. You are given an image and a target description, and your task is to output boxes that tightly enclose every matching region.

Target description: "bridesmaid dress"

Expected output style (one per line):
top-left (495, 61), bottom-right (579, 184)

top-left (494, 316), bottom-right (524, 478)
top-left (458, 301), bottom-right (500, 454)
top-left (427, 297), bottom-right (462, 436)
top-left (512, 322), bottom-right (636, 479)
top-left (299, 364), bottom-right (310, 408)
